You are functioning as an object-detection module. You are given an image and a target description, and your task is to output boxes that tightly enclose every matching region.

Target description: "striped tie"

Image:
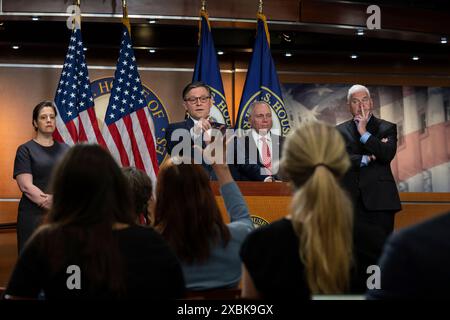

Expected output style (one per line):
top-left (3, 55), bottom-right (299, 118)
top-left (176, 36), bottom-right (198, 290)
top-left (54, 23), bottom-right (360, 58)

top-left (260, 136), bottom-right (272, 172)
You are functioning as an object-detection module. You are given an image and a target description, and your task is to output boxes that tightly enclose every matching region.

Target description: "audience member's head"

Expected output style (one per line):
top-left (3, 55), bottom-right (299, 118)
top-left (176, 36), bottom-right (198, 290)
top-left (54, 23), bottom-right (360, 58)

top-left (48, 144), bottom-right (134, 226)
top-left (153, 158), bottom-right (230, 264)
top-left (45, 144), bottom-right (135, 295)
top-left (280, 121), bottom-right (353, 294)
top-left (122, 167), bottom-right (154, 225)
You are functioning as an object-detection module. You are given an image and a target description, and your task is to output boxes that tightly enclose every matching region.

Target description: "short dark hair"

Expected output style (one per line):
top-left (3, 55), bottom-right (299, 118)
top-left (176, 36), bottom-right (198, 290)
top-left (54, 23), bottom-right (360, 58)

top-left (32, 100), bottom-right (57, 131)
top-left (182, 81), bottom-right (211, 100)
top-left (122, 167), bottom-right (153, 219)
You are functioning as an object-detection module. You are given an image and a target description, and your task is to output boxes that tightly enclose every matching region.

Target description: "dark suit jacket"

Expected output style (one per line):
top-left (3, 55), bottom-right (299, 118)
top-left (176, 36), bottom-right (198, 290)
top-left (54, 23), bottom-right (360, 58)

top-left (336, 116), bottom-right (401, 212)
top-left (234, 132), bottom-right (285, 181)
top-left (165, 118), bottom-right (195, 156)
top-left (367, 211), bottom-right (450, 299)
top-left (165, 121), bottom-right (280, 181)
top-left (165, 118), bottom-right (239, 180)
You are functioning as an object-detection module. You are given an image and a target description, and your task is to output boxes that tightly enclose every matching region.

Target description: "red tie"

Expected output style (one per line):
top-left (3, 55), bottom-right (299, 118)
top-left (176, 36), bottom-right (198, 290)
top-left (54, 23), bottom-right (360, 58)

top-left (260, 136), bottom-right (272, 172)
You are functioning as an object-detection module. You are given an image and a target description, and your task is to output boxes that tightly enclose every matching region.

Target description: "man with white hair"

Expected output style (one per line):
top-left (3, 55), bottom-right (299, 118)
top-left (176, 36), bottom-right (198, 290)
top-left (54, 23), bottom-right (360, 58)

top-left (337, 84), bottom-right (401, 292)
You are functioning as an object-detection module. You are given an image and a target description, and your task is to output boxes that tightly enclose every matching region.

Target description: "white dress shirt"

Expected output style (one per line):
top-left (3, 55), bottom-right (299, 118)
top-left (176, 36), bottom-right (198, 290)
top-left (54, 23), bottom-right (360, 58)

top-left (251, 129), bottom-right (273, 162)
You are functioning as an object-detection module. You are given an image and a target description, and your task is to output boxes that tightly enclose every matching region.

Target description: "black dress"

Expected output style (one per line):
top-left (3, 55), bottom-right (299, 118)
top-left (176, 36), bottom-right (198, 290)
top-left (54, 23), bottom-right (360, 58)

top-left (240, 218), bottom-right (311, 299)
top-left (13, 140), bottom-right (69, 252)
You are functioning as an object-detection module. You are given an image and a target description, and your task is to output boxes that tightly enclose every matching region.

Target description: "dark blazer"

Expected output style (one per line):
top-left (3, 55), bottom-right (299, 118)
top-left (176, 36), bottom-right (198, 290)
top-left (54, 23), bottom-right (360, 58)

top-left (336, 116), bottom-right (401, 212)
top-left (165, 118), bottom-right (195, 157)
top-left (165, 118), bottom-right (232, 180)
top-left (234, 131), bottom-right (285, 181)
top-left (367, 211), bottom-right (450, 299)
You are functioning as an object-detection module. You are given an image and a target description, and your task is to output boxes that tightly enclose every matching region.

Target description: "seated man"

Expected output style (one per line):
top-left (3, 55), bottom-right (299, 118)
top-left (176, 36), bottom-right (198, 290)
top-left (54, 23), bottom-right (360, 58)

top-left (234, 100), bottom-right (285, 181)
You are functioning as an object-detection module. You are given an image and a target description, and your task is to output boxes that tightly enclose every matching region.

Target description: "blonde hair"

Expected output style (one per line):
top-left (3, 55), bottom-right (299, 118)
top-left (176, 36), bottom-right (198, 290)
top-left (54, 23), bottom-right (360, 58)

top-left (280, 121), bottom-right (353, 294)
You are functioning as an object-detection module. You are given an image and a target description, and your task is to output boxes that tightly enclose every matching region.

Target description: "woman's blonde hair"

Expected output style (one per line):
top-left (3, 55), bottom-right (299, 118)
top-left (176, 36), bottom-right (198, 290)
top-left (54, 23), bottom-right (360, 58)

top-left (280, 121), bottom-right (353, 294)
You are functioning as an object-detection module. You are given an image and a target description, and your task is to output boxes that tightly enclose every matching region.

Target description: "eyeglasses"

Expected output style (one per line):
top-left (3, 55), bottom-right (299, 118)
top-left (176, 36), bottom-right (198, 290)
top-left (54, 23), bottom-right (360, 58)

top-left (350, 97), bottom-right (370, 105)
top-left (184, 96), bottom-right (211, 104)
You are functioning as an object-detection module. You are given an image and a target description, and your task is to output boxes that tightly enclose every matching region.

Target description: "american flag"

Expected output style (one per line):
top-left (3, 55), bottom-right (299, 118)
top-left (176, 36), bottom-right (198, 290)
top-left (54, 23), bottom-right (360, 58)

top-left (102, 25), bottom-right (158, 181)
top-left (54, 28), bottom-right (105, 146)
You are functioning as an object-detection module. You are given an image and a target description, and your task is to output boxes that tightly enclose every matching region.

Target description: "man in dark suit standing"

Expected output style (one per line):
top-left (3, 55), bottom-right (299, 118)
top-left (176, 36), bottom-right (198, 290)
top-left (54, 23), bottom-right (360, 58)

top-left (166, 81), bottom-right (219, 156)
top-left (336, 84), bottom-right (401, 292)
top-left (236, 101), bottom-right (285, 181)
top-left (165, 81), bottom-right (224, 179)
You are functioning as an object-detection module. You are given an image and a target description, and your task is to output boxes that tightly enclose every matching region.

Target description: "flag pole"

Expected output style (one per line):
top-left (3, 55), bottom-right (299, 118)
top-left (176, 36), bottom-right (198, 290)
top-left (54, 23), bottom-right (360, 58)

top-left (77, 0), bottom-right (81, 26)
top-left (256, 0), bottom-right (270, 47)
top-left (122, 0), bottom-right (131, 34)
top-left (198, 0), bottom-right (210, 44)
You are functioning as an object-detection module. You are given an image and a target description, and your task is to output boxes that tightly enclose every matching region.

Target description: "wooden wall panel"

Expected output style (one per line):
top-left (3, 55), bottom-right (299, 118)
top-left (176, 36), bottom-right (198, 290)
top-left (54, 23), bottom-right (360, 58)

top-left (2, 0), bottom-right (299, 21)
top-left (0, 68), bottom-right (59, 198)
top-left (394, 204), bottom-right (450, 230)
top-left (0, 202), bottom-right (18, 224)
top-left (0, 229), bottom-right (17, 288)
top-left (300, 0), bottom-right (450, 34)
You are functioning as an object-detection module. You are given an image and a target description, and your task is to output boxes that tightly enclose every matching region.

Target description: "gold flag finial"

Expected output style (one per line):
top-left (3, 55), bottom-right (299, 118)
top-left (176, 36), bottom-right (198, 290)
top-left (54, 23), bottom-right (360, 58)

top-left (201, 0), bottom-right (207, 12)
top-left (198, 0), bottom-right (210, 44)
top-left (258, 0), bottom-right (263, 14)
top-left (122, 0), bottom-right (131, 34)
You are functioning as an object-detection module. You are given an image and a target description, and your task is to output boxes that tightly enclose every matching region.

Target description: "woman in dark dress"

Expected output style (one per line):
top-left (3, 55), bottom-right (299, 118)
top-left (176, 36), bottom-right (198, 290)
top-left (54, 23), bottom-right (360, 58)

top-left (13, 101), bottom-right (69, 253)
top-left (5, 144), bottom-right (185, 299)
top-left (240, 122), bottom-right (354, 299)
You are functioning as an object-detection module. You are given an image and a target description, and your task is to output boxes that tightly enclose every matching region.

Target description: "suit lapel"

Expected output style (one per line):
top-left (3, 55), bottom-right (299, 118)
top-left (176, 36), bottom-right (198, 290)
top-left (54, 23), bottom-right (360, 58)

top-left (185, 117), bottom-right (194, 130)
top-left (246, 134), bottom-right (263, 165)
top-left (366, 116), bottom-right (379, 136)
top-left (271, 134), bottom-right (282, 163)
top-left (346, 120), bottom-right (360, 143)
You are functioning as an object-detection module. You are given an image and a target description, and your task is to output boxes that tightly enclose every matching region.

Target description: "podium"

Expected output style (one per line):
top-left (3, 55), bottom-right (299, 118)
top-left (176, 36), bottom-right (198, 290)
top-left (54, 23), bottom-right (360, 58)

top-left (211, 181), bottom-right (292, 227)
top-left (211, 181), bottom-right (450, 230)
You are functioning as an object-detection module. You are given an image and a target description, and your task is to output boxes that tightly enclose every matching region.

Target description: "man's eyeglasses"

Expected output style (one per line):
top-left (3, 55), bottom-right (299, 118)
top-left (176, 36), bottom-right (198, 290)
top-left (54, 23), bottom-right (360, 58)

top-left (184, 96), bottom-right (211, 104)
top-left (350, 97), bottom-right (370, 105)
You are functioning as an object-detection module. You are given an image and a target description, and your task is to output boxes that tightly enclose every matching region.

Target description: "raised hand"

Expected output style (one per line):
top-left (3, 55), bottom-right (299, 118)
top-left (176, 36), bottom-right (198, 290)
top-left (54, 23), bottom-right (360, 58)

top-left (193, 118), bottom-right (212, 136)
top-left (355, 107), bottom-right (371, 136)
